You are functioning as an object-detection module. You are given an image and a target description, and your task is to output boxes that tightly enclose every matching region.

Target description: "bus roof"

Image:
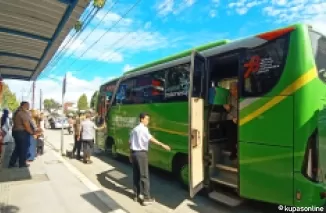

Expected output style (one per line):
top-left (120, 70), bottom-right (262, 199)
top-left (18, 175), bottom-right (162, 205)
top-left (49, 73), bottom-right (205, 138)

top-left (121, 23), bottom-right (310, 79)
top-left (99, 77), bottom-right (120, 89)
top-left (124, 39), bottom-right (230, 75)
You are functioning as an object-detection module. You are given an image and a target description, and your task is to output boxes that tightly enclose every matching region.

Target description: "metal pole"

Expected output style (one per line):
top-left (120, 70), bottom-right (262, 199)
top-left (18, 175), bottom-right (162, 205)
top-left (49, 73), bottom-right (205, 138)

top-left (61, 94), bottom-right (65, 155)
top-left (40, 89), bottom-right (42, 111)
top-left (32, 81), bottom-right (35, 109)
top-left (60, 74), bottom-right (66, 156)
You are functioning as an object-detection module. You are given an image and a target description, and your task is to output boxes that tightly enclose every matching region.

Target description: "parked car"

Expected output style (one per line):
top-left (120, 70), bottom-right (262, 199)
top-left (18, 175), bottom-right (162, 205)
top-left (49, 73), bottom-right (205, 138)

top-left (48, 117), bottom-right (69, 129)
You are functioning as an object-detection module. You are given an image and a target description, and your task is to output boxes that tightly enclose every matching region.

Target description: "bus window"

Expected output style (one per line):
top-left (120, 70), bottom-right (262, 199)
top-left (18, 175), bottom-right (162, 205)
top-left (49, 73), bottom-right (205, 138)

top-left (150, 70), bottom-right (165, 103)
top-left (164, 63), bottom-right (190, 102)
top-left (241, 34), bottom-right (290, 97)
top-left (133, 74), bottom-right (152, 104)
top-left (309, 31), bottom-right (326, 83)
top-left (115, 79), bottom-right (136, 105)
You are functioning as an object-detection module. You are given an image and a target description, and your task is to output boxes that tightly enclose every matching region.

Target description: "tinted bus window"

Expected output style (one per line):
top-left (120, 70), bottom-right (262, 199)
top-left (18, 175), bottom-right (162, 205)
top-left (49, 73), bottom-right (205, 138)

top-left (164, 64), bottom-right (190, 102)
top-left (98, 81), bottom-right (117, 119)
top-left (149, 70), bottom-right (165, 103)
top-left (241, 34), bottom-right (290, 97)
top-left (309, 31), bottom-right (326, 83)
top-left (114, 78), bottom-right (136, 105)
top-left (113, 64), bottom-right (190, 105)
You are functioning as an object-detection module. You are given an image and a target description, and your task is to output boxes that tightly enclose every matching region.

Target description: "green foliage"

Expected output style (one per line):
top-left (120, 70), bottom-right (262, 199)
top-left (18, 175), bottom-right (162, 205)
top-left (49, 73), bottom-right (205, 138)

top-left (2, 83), bottom-right (19, 111)
top-left (77, 94), bottom-right (88, 110)
top-left (93, 0), bottom-right (106, 8)
top-left (44, 98), bottom-right (60, 112)
top-left (74, 20), bottom-right (83, 32)
top-left (90, 91), bottom-right (99, 109)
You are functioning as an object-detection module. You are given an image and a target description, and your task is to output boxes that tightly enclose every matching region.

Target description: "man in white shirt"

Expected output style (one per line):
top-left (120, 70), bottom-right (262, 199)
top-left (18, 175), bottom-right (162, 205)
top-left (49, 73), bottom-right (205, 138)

top-left (78, 112), bottom-right (105, 164)
top-left (129, 112), bottom-right (171, 205)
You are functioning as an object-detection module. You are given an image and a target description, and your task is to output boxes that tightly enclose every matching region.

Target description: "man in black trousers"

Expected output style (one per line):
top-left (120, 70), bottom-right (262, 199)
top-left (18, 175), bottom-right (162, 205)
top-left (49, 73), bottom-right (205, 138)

top-left (72, 114), bottom-right (82, 159)
top-left (129, 112), bottom-right (171, 205)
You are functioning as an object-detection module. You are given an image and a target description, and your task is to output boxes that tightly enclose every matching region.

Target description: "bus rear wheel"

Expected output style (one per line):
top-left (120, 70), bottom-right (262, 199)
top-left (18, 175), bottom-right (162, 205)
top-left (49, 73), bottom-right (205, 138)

top-left (174, 156), bottom-right (189, 187)
top-left (105, 137), bottom-right (118, 159)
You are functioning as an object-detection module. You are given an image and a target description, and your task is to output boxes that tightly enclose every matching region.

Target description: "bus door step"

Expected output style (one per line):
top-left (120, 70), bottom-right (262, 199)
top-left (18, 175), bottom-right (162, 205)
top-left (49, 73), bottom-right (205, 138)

top-left (208, 191), bottom-right (243, 207)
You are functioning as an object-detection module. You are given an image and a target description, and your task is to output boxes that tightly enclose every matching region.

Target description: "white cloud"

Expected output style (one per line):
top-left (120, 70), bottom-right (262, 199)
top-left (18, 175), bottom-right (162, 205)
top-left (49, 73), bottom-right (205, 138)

top-left (156, 0), bottom-right (196, 16)
top-left (58, 29), bottom-right (168, 63)
top-left (209, 10), bottom-right (217, 18)
top-left (228, 0), bottom-right (326, 30)
top-left (209, 0), bottom-right (219, 18)
top-left (263, 0), bottom-right (326, 26)
top-left (5, 72), bottom-right (114, 110)
top-left (307, 15), bottom-right (326, 35)
top-left (122, 64), bottom-right (134, 73)
top-left (94, 10), bottom-right (133, 27)
top-left (157, 0), bottom-right (174, 16)
top-left (144, 21), bottom-right (152, 29)
top-left (228, 0), bottom-right (267, 15)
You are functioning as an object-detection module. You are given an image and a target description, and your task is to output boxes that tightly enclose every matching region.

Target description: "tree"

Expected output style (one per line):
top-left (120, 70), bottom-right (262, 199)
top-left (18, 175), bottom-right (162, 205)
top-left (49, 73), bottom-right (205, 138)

top-left (90, 91), bottom-right (99, 110)
top-left (44, 99), bottom-right (60, 112)
top-left (1, 83), bottom-right (19, 111)
top-left (77, 94), bottom-right (88, 111)
top-left (93, 0), bottom-right (106, 8)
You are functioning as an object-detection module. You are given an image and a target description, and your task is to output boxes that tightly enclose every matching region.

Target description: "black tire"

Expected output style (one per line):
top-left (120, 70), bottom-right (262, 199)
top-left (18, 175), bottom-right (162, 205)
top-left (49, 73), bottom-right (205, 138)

top-left (105, 137), bottom-right (119, 159)
top-left (174, 156), bottom-right (189, 188)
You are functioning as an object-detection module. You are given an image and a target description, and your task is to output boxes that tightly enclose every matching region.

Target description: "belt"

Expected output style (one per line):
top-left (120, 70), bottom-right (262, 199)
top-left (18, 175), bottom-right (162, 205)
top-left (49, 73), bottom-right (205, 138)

top-left (131, 150), bottom-right (147, 153)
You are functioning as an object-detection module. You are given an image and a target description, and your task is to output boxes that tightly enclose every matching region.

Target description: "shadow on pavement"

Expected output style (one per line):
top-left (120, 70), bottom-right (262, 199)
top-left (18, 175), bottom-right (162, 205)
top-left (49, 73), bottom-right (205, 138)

top-left (95, 154), bottom-right (223, 211)
top-left (81, 190), bottom-right (126, 213)
top-left (0, 203), bottom-right (20, 213)
top-left (93, 152), bottom-right (281, 213)
top-left (0, 142), bottom-right (32, 183)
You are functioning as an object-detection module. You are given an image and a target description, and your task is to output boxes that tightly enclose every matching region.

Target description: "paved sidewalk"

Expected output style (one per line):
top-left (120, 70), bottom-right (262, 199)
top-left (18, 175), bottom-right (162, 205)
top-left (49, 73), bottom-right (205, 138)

top-left (0, 140), bottom-right (127, 213)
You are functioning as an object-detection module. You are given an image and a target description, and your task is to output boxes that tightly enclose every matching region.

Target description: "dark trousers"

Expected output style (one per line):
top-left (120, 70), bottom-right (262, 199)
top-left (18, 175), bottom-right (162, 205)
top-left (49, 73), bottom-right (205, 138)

top-left (82, 139), bottom-right (94, 160)
top-left (131, 151), bottom-right (150, 198)
top-left (225, 120), bottom-right (238, 157)
top-left (72, 135), bottom-right (81, 157)
top-left (9, 131), bottom-right (29, 167)
top-left (37, 138), bottom-right (44, 155)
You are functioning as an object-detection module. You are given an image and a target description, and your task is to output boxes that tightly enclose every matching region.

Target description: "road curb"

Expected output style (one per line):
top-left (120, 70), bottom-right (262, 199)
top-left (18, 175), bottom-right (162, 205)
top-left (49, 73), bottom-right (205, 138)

top-left (45, 140), bottom-right (128, 213)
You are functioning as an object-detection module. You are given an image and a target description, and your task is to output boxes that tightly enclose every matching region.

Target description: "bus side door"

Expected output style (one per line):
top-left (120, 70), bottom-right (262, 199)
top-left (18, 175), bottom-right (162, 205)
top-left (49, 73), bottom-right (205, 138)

top-left (188, 50), bottom-right (207, 198)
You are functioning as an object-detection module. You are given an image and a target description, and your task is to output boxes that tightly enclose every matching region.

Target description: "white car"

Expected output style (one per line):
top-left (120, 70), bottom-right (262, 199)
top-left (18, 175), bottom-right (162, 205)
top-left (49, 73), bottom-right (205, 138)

top-left (49, 117), bottom-right (69, 129)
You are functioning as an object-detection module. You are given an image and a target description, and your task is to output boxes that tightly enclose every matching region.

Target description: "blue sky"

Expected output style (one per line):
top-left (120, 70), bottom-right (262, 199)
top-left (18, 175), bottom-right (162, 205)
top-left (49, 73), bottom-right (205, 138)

top-left (7, 0), bottom-right (326, 105)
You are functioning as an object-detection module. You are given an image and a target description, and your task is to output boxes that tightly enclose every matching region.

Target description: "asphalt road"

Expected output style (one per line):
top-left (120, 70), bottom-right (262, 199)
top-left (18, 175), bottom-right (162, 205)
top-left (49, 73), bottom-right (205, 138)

top-left (44, 129), bottom-right (280, 213)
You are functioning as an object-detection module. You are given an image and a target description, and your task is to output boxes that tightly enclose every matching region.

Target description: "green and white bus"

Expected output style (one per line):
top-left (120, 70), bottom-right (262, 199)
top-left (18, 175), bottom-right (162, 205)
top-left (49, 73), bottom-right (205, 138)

top-left (102, 23), bottom-right (326, 207)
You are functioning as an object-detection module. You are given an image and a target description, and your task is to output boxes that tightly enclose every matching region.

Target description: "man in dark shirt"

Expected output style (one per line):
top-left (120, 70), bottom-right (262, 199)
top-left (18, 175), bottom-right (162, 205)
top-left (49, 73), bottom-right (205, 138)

top-left (9, 101), bottom-right (36, 168)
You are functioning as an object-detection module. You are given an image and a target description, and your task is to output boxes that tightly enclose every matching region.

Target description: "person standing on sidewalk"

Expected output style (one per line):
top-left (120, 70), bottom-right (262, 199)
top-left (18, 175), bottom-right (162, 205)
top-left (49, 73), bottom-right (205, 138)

top-left (9, 102), bottom-right (37, 168)
top-left (72, 114), bottom-right (82, 159)
top-left (27, 109), bottom-right (38, 162)
top-left (77, 112), bottom-right (105, 164)
top-left (129, 112), bottom-right (171, 205)
top-left (1, 109), bottom-right (12, 144)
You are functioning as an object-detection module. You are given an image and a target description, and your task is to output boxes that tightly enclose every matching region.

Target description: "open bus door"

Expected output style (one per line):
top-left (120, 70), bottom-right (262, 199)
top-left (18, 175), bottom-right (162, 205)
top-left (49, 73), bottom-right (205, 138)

top-left (188, 51), bottom-right (207, 198)
top-left (95, 93), bottom-right (108, 150)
